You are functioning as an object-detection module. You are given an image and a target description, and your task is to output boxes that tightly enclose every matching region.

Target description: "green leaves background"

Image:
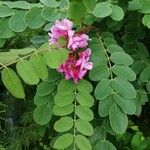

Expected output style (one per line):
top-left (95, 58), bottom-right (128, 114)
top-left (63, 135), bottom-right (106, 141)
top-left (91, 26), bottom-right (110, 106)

top-left (0, 0), bottom-right (150, 149)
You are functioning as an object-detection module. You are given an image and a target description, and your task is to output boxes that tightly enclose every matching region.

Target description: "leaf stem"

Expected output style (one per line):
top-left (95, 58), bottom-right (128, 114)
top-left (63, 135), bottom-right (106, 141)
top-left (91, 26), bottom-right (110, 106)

top-left (73, 83), bottom-right (77, 150)
top-left (99, 37), bottom-right (113, 79)
top-left (0, 47), bottom-right (48, 70)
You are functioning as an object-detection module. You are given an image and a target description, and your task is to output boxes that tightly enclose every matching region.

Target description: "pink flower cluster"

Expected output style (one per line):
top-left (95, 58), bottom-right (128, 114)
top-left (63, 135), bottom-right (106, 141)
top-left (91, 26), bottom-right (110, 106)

top-left (49, 19), bottom-right (93, 83)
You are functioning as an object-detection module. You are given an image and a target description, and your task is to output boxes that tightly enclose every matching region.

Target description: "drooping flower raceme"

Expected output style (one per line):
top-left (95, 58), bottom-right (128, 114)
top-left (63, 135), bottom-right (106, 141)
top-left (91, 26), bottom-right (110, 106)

top-left (58, 49), bottom-right (93, 83)
top-left (49, 19), bottom-right (93, 83)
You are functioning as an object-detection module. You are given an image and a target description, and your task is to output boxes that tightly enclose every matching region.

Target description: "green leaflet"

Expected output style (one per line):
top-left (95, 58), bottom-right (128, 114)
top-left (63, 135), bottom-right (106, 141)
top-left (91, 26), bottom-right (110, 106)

top-left (140, 66), bottom-right (150, 82)
top-left (24, 7), bottom-right (45, 29)
top-left (33, 102), bottom-right (53, 125)
top-left (34, 94), bottom-right (51, 106)
top-left (43, 47), bottom-right (68, 69)
top-left (142, 14), bottom-right (150, 28)
top-left (53, 104), bottom-right (74, 116)
top-left (77, 79), bottom-right (93, 93)
top-left (0, 18), bottom-right (14, 38)
top-left (1, 68), bottom-right (25, 99)
top-left (112, 65), bottom-right (136, 81)
top-left (90, 51), bottom-right (107, 67)
top-left (9, 11), bottom-right (27, 32)
top-left (89, 64), bottom-right (110, 81)
top-left (112, 77), bottom-right (136, 99)
top-left (46, 69), bottom-right (60, 82)
top-left (75, 135), bottom-right (92, 150)
top-left (54, 133), bottom-right (73, 149)
top-left (107, 44), bottom-right (124, 54)
top-left (76, 92), bottom-right (94, 108)
top-left (110, 4), bottom-right (124, 21)
top-left (98, 95), bottom-right (114, 117)
top-left (54, 93), bottom-right (74, 107)
top-left (0, 5), bottom-right (15, 17)
top-left (57, 79), bottom-right (74, 95)
top-left (16, 60), bottom-right (40, 85)
top-left (0, 52), bottom-right (18, 65)
top-left (10, 47), bottom-right (36, 55)
top-left (114, 93), bottom-right (136, 115)
top-left (110, 52), bottom-right (134, 66)
top-left (92, 2), bottom-right (113, 18)
top-left (30, 54), bottom-right (48, 80)
top-left (95, 79), bottom-right (112, 100)
top-left (36, 81), bottom-right (55, 96)
top-left (76, 119), bottom-right (93, 136)
top-left (40, 0), bottom-right (60, 8)
top-left (54, 117), bottom-right (73, 132)
top-left (83, 0), bottom-right (96, 11)
top-left (94, 140), bottom-right (116, 150)
top-left (41, 7), bottom-right (61, 22)
top-left (68, 0), bottom-right (87, 24)
top-left (76, 105), bottom-right (93, 121)
top-left (109, 103), bottom-right (128, 134)
top-left (3, 1), bottom-right (30, 9)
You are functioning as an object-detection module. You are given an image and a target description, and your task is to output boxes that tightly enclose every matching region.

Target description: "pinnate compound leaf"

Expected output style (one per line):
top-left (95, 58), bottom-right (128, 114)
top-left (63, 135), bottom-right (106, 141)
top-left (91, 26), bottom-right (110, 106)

top-left (76, 119), bottom-right (93, 136)
top-left (30, 54), bottom-right (48, 80)
top-left (33, 103), bottom-right (52, 125)
top-left (109, 103), bottom-right (128, 134)
top-left (92, 2), bottom-right (113, 18)
top-left (54, 117), bottom-right (73, 132)
top-left (16, 60), bottom-right (39, 85)
top-left (54, 133), bottom-right (73, 149)
top-left (75, 135), bottom-right (92, 150)
top-left (2, 68), bottom-right (25, 99)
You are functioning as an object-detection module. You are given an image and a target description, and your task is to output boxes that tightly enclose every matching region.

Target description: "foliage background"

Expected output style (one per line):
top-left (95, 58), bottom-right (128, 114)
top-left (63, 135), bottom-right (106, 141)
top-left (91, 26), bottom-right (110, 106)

top-left (0, 0), bottom-right (150, 149)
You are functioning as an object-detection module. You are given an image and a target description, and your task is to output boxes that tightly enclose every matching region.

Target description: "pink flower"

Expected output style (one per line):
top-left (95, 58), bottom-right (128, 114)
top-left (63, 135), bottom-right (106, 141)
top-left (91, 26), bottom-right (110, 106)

top-left (76, 48), bottom-right (93, 70)
top-left (49, 19), bottom-right (73, 45)
top-left (58, 49), bottom-right (93, 83)
top-left (68, 31), bottom-right (90, 50)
